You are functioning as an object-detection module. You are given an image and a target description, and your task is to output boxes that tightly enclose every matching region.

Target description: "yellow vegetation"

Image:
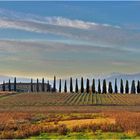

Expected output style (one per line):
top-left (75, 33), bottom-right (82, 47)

top-left (58, 118), bottom-right (115, 128)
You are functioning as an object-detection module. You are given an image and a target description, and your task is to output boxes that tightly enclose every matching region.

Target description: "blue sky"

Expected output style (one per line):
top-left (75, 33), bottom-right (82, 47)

top-left (0, 1), bottom-right (140, 80)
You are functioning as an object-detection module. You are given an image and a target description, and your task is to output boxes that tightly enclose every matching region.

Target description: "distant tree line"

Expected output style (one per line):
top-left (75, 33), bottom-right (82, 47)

top-left (1, 77), bottom-right (140, 94)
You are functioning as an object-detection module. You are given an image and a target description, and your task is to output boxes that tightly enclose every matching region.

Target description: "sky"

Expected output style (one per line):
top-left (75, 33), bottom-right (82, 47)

top-left (0, 1), bottom-right (140, 80)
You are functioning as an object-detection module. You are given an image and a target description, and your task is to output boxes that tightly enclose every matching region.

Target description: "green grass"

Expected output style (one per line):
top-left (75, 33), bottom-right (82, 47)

top-left (28, 132), bottom-right (140, 140)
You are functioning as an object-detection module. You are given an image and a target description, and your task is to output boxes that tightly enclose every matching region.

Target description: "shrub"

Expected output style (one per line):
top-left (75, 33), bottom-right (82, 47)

top-left (100, 123), bottom-right (123, 132)
top-left (42, 125), bottom-right (58, 133)
top-left (0, 124), bottom-right (4, 131)
top-left (71, 125), bottom-right (85, 132)
top-left (4, 123), bottom-right (18, 131)
top-left (88, 124), bottom-right (101, 132)
top-left (57, 124), bottom-right (68, 135)
top-left (28, 125), bottom-right (41, 136)
top-left (0, 131), bottom-right (14, 139)
top-left (54, 120), bottom-right (59, 125)
top-left (14, 131), bottom-right (26, 139)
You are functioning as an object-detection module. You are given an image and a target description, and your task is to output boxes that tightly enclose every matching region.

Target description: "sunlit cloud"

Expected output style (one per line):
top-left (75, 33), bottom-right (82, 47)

top-left (1, 8), bottom-right (139, 49)
top-left (0, 17), bottom-right (139, 49)
top-left (0, 8), bottom-right (120, 30)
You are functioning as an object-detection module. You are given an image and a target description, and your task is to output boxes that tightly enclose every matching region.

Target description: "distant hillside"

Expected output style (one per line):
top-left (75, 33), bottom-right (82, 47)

top-left (103, 73), bottom-right (140, 81)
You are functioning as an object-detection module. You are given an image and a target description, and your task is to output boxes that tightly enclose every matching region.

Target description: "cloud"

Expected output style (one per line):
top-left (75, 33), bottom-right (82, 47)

top-left (111, 61), bottom-right (132, 66)
top-left (0, 8), bottom-right (140, 50)
top-left (0, 39), bottom-right (139, 78)
top-left (0, 8), bottom-right (120, 30)
top-left (44, 17), bottom-right (97, 29)
top-left (0, 8), bottom-right (133, 47)
top-left (0, 8), bottom-right (140, 52)
top-left (0, 39), bottom-right (134, 73)
top-left (0, 39), bottom-right (132, 57)
top-left (0, 9), bottom-right (139, 53)
top-left (0, 17), bottom-right (139, 50)
top-left (0, 16), bottom-right (120, 35)
top-left (44, 17), bottom-right (120, 30)
top-left (0, 39), bottom-right (139, 76)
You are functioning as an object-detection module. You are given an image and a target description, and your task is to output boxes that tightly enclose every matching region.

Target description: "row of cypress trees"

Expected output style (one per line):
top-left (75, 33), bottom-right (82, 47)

top-left (2, 76), bottom-right (140, 94)
top-left (57, 78), bottom-right (140, 94)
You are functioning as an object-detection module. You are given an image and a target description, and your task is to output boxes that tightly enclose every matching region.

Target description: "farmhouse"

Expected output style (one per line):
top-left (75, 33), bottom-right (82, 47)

top-left (0, 82), bottom-right (51, 92)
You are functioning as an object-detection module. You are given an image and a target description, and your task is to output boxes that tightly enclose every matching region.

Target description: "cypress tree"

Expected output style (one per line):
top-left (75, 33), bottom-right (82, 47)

top-left (131, 80), bottom-right (136, 94)
top-left (42, 78), bottom-right (45, 92)
top-left (14, 77), bottom-right (16, 91)
top-left (70, 77), bottom-right (73, 93)
top-left (31, 78), bottom-right (33, 92)
top-left (98, 79), bottom-right (101, 94)
top-left (59, 79), bottom-right (61, 93)
top-left (47, 80), bottom-right (50, 92)
top-left (8, 79), bottom-right (11, 91)
top-left (75, 78), bottom-right (79, 93)
top-left (120, 79), bottom-right (124, 94)
top-left (86, 79), bottom-right (90, 93)
top-left (108, 81), bottom-right (113, 93)
top-left (114, 79), bottom-right (118, 93)
top-left (53, 76), bottom-right (56, 92)
top-left (137, 80), bottom-right (140, 93)
top-left (36, 78), bottom-right (39, 92)
top-left (102, 79), bottom-right (107, 94)
top-left (64, 80), bottom-right (67, 93)
top-left (81, 77), bottom-right (84, 93)
top-left (125, 80), bottom-right (129, 94)
top-left (2, 81), bottom-right (5, 91)
top-left (92, 79), bottom-right (95, 93)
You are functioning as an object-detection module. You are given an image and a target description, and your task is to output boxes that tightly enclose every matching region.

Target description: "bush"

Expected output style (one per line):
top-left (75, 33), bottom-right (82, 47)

top-left (14, 131), bottom-right (26, 139)
top-left (57, 124), bottom-right (68, 135)
top-left (0, 124), bottom-right (4, 131)
top-left (4, 123), bottom-right (18, 131)
top-left (88, 124), bottom-right (101, 132)
top-left (0, 131), bottom-right (14, 139)
top-left (100, 123), bottom-right (123, 132)
top-left (54, 120), bottom-right (59, 125)
top-left (42, 125), bottom-right (58, 133)
top-left (71, 125), bottom-right (85, 132)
